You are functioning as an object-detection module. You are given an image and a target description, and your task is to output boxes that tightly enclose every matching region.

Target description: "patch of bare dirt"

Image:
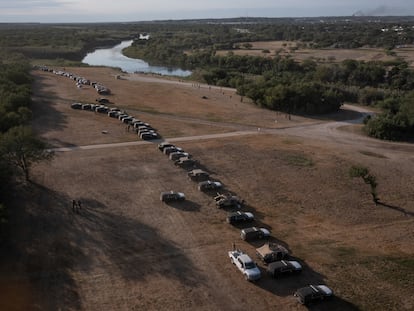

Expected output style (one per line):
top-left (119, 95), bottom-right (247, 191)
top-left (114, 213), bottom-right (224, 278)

top-left (2, 66), bottom-right (413, 311)
top-left (216, 41), bottom-right (405, 65)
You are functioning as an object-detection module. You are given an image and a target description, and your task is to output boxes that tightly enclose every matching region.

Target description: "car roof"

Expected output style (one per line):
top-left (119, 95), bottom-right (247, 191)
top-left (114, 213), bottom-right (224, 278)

top-left (260, 228), bottom-right (270, 235)
top-left (267, 261), bottom-right (288, 271)
top-left (180, 157), bottom-right (192, 161)
top-left (297, 286), bottom-right (316, 297)
top-left (289, 261), bottom-right (302, 269)
top-left (316, 285), bottom-right (333, 295)
top-left (242, 227), bottom-right (258, 234)
top-left (191, 169), bottom-right (205, 173)
top-left (256, 243), bottom-right (288, 257)
top-left (229, 211), bottom-right (243, 216)
top-left (267, 260), bottom-right (301, 272)
top-left (238, 254), bottom-right (253, 264)
top-left (161, 191), bottom-right (176, 195)
top-left (229, 211), bottom-right (251, 217)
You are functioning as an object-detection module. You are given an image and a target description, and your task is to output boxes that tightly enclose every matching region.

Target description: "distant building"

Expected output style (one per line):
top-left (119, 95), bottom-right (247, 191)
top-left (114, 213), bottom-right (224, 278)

top-left (139, 33), bottom-right (150, 40)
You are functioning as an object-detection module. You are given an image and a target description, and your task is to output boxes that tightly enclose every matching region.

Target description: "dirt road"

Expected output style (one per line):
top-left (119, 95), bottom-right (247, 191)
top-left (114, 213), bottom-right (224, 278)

top-left (3, 67), bottom-right (413, 311)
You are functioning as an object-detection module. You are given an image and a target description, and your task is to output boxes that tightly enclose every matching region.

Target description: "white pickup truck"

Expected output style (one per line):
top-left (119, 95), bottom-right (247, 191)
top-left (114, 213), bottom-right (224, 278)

top-left (228, 250), bottom-right (261, 281)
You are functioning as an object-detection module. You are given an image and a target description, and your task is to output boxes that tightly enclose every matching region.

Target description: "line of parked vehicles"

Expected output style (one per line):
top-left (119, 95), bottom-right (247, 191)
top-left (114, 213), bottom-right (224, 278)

top-left (157, 141), bottom-right (333, 306)
top-left (37, 66), bottom-right (111, 94)
top-left (38, 66), bottom-right (156, 140)
top-left (43, 66), bottom-right (332, 306)
top-left (70, 101), bottom-right (160, 140)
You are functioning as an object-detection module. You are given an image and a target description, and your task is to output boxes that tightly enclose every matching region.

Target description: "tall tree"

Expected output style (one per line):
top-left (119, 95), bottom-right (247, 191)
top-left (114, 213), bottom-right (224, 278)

top-left (0, 126), bottom-right (53, 182)
top-left (349, 165), bottom-right (379, 205)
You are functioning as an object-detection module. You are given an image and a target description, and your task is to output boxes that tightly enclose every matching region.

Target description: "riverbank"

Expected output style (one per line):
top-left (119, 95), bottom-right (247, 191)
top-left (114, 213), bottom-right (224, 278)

top-left (82, 40), bottom-right (191, 77)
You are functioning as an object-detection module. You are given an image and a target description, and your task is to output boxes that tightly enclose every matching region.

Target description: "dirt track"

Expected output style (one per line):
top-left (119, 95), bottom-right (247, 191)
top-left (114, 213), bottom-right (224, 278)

top-left (2, 67), bottom-right (413, 311)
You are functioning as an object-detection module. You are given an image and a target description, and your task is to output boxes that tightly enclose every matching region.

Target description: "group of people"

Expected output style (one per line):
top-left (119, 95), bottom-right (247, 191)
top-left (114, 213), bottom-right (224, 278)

top-left (72, 199), bottom-right (82, 214)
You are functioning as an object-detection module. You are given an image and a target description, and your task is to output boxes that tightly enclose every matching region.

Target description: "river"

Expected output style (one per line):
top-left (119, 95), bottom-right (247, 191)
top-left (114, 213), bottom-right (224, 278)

top-left (82, 40), bottom-right (191, 77)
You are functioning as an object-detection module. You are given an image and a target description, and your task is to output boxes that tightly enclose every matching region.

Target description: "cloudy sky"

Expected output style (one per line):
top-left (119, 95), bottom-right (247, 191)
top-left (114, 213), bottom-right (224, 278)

top-left (1, 0), bottom-right (413, 23)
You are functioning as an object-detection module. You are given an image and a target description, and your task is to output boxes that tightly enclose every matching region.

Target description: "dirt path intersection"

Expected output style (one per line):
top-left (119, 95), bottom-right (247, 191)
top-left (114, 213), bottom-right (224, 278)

top-left (2, 67), bottom-right (413, 311)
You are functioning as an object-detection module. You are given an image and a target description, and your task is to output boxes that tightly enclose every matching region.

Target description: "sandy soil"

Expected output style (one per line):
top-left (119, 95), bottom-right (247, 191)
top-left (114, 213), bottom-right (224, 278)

top-left (1, 66), bottom-right (413, 311)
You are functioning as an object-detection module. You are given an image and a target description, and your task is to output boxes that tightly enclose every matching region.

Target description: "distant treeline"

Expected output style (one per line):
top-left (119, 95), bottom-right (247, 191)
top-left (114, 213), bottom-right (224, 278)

top-left (122, 19), bottom-right (414, 141)
top-left (2, 17), bottom-right (414, 62)
top-left (0, 55), bottom-right (32, 235)
top-left (0, 54), bottom-right (54, 238)
top-left (0, 23), bottom-right (134, 62)
top-left (1, 18), bottom-right (413, 141)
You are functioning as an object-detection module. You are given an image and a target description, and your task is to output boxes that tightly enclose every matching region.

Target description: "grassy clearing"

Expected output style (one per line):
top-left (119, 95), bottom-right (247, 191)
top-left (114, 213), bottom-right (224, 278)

top-left (282, 138), bottom-right (303, 145)
top-left (372, 257), bottom-right (414, 288)
top-left (332, 246), bottom-right (358, 260)
top-left (281, 152), bottom-right (314, 167)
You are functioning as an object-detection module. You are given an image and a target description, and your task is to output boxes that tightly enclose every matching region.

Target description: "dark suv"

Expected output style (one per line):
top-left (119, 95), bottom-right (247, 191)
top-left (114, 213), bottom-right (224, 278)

top-left (294, 285), bottom-right (333, 305)
top-left (240, 227), bottom-right (270, 241)
top-left (187, 169), bottom-right (209, 181)
top-left (267, 260), bottom-right (302, 277)
top-left (158, 142), bottom-right (175, 151)
top-left (226, 211), bottom-right (254, 224)
top-left (160, 191), bottom-right (185, 202)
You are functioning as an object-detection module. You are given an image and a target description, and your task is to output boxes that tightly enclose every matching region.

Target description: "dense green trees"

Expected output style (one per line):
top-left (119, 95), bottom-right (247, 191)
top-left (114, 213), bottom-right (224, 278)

top-left (0, 126), bottom-right (53, 181)
top-left (0, 61), bottom-right (33, 132)
top-left (120, 20), bottom-right (414, 123)
top-left (1, 18), bottom-right (413, 140)
top-left (365, 92), bottom-right (414, 141)
top-left (0, 56), bottom-right (53, 237)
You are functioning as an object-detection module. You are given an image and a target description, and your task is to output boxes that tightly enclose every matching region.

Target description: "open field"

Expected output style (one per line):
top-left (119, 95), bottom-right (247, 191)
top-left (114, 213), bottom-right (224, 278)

top-left (216, 41), bottom-right (414, 67)
top-left (1, 66), bottom-right (414, 311)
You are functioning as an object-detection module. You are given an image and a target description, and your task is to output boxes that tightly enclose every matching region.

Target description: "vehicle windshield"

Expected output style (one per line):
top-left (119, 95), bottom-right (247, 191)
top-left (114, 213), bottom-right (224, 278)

top-left (245, 261), bottom-right (256, 269)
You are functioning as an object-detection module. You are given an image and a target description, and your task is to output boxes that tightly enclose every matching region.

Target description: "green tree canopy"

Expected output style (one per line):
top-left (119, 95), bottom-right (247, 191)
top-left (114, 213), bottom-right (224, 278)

top-left (0, 126), bottom-right (53, 181)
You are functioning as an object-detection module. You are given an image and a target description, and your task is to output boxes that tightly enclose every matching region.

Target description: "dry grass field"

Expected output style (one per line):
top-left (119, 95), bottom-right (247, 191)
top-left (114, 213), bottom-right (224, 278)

top-left (216, 41), bottom-right (414, 67)
top-left (1, 66), bottom-right (413, 311)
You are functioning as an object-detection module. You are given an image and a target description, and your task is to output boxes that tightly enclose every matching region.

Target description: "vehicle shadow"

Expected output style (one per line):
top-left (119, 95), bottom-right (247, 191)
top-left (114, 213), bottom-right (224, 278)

top-left (305, 296), bottom-right (361, 310)
top-left (252, 256), bottom-right (359, 310)
top-left (237, 202), bottom-right (267, 220)
top-left (5, 182), bottom-right (204, 310)
top-left (175, 162), bottom-right (200, 172)
top-left (164, 200), bottom-right (201, 212)
top-left (255, 258), bottom-right (326, 297)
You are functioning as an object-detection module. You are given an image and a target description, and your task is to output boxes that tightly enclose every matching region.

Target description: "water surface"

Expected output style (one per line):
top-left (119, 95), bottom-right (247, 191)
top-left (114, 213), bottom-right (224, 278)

top-left (82, 40), bottom-right (191, 77)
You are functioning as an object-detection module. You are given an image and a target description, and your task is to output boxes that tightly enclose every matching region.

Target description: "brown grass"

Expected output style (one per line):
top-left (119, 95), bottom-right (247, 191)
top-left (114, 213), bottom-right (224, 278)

top-left (216, 41), bottom-right (414, 67)
top-left (1, 66), bottom-right (413, 311)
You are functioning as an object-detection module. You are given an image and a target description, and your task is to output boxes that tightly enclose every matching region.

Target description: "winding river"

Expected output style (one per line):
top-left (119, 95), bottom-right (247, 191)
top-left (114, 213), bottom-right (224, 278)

top-left (82, 40), bottom-right (191, 77)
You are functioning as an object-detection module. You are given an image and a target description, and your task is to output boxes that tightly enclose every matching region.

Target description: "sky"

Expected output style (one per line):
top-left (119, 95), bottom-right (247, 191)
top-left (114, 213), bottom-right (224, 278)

top-left (0, 0), bottom-right (413, 23)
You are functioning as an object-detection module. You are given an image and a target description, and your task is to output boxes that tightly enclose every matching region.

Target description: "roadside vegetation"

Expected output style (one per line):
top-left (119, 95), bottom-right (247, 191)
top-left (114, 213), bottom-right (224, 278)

top-left (0, 53), bottom-right (53, 239)
top-left (122, 18), bottom-right (414, 140)
top-left (1, 19), bottom-right (413, 309)
top-left (0, 17), bottom-right (413, 140)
